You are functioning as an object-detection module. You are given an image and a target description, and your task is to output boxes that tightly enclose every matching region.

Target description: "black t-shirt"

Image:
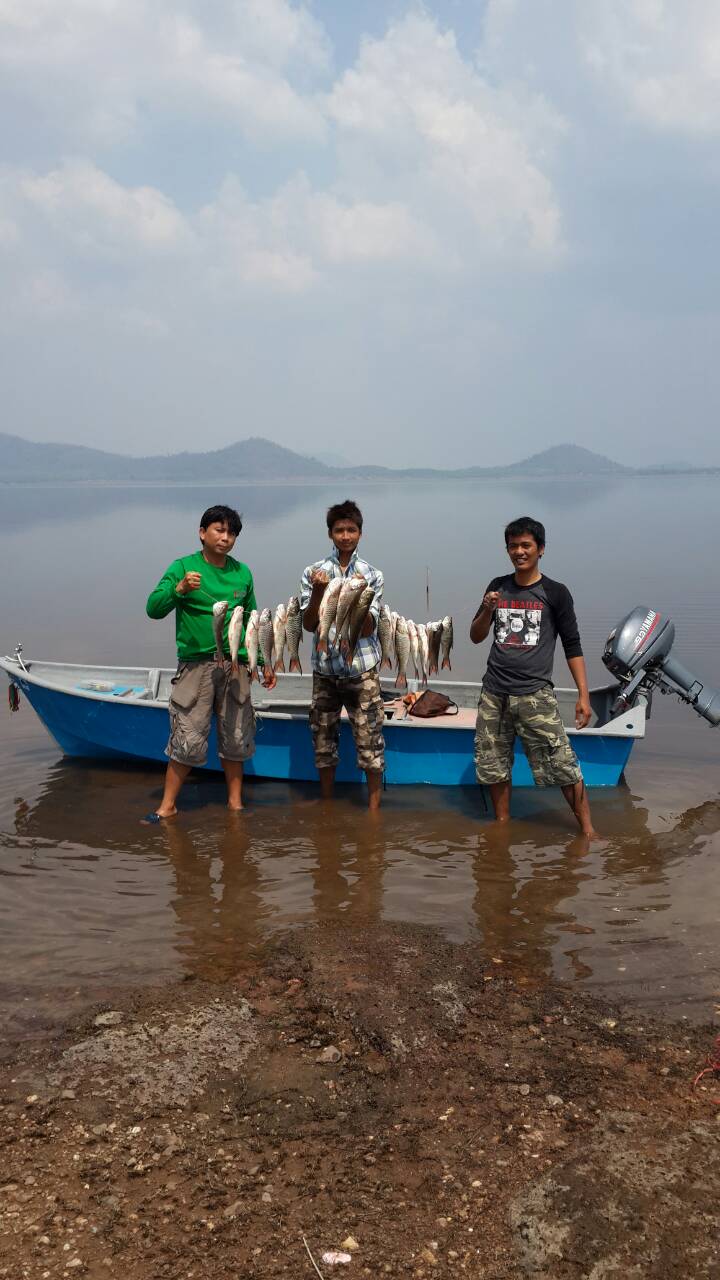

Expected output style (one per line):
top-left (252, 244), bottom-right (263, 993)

top-left (477, 573), bottom-right (583, 696)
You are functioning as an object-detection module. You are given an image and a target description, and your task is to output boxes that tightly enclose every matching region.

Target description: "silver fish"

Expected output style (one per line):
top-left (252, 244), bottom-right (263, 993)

top-left (273, 602), bottom-right (288, 672)
top-left (440, 615), bottom-right (454, 670)
top-left (427, 620), bottom-right (442, 676)
top-left (227, 605), bottom-right (244, 673)
top-left (258, 607), bottom-right (274, 681)
top-left (417, 622), bottom-right (429, 685)
top-left (378, 603), bottom-right (394, 670)
top-left (334, 576), bottom-right (365, 641)
top-left (394, 616), bottom-right (411, 689)
top-left (245, 609), bottom-right (259, 678)
top-left (316, 576), bottom-right (344, 655)
top-left (212, 600), bottom-right (229, 666)
top-left (344, 586), bottom-right (375, 662)
top-left (285, 595), bottom-right (303, 674)
top-left (407, 619), bottom-right (421, 679)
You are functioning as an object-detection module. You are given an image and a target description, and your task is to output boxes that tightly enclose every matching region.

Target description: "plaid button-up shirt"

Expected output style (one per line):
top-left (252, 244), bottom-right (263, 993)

top-left (300, 548), bottom-right (384, 678)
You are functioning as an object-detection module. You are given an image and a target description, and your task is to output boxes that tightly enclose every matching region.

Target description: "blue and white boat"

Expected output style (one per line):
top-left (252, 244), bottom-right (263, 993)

top-left (1, 649), bottom-right (645, 787)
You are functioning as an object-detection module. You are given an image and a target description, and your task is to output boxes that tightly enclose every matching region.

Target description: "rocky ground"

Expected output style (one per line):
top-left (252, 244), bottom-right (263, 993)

top-left (0, 922), bottom-right (718, 1279)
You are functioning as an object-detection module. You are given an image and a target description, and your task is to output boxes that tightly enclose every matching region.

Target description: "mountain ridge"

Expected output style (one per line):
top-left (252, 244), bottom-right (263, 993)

top-left (0, 431), bottom-right (714, 483)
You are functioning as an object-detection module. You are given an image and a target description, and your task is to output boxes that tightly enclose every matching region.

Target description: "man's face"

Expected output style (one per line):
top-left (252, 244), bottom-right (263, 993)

top-left (506, 533), bottom-right (542, 573)
top-left (329, 519), bottom-right (361, 556)
top-left (200, 521), bottom-right (237, 556)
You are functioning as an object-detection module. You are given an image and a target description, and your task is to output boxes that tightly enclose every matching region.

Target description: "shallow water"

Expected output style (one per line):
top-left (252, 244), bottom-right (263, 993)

top-left (1, 478), bottom-right (719, 1035)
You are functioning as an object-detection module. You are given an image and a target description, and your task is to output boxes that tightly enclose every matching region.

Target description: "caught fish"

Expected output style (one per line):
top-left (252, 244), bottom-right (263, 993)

top-left (334, 576), bottom-right (366, 641)
top-left (258, 607), bottom-right (275, 680)
top-left (427, 620), bottom-right (443, 676)
top-left (227, 605), bottom-right (244, 673)
top-left (417, 622), bottom-right (429, 685)
top-left (212, 600), bottom-right (229, 666)
top-left (378, 604), bottom-right (394, 670)
top-left (285, 595), bottom-right (303, 674)
top-left (245, 609), bottom-right (259, 679)
top-left (273, 602), bottom-right (288, 672)
top-left (394, 616), bottom-right (411, 689)
top-left (407, 619), bottom-right (421, 680)
top-left (316, 576), bottom-right (344, 655)
top-left (344, 586), bottom-right (375, 662)
top-left (440, 615), bottom-right (454, 670)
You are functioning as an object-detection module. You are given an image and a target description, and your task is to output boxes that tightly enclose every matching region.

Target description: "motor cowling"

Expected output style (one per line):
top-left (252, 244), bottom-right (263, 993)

top-left (603, 606), bottom-right (720, 726)
top-left (603, 607), bottom-right (675, 679)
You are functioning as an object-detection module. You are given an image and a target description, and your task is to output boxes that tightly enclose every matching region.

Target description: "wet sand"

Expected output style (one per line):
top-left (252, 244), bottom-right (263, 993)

top-left (1, 921), bottom-right (718, 1278)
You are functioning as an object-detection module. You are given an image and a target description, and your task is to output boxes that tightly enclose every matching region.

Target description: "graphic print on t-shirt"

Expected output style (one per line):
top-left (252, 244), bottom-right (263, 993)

top-left (495, 596), bottom-right (545, 651)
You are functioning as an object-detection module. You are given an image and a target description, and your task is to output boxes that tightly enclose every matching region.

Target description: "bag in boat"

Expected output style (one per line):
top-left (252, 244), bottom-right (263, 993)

top-left (408, 690), bottom-right (459, 718)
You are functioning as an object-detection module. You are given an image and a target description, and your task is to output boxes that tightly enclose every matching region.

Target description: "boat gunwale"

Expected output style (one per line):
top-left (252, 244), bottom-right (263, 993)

top-left (0, 656), bottom-right (644, 739)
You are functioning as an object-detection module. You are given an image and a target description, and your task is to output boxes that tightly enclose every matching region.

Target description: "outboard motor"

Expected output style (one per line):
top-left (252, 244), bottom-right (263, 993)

top-left (603, 606), bottom-right (720, 726)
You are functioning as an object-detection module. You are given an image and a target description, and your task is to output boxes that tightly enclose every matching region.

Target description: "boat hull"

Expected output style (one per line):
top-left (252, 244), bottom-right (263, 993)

top-left (11, 674), bottom-right (636, 788)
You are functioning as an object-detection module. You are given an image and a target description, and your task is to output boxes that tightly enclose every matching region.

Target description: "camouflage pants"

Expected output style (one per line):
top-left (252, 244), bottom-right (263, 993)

top-left (166, 659), bottom-right (255, 767)
top-left (474, 686), bottom-right (583, 787)
top-left (309, 670), bottom-right (385, 774)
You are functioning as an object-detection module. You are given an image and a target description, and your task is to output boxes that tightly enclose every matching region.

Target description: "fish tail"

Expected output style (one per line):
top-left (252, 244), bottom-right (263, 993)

top-left (395, 672), bottom-right (407, 690)
top-left (441, 656), bottom-right (451, 670)
top-left (231, 660), bottom-right (239, 675)
top-left (274, 659), bottom-right (286, 673)
top-left (289, 658), bottom-right (302, 674)
top-left (381, 656), bottom-right (393, 670)
top-left (316, 638), bottom-right (328, 655)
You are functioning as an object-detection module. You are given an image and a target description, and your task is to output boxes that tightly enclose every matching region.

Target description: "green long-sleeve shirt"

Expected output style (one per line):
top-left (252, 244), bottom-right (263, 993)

top-left (146, 551), bottom-right (258, 662)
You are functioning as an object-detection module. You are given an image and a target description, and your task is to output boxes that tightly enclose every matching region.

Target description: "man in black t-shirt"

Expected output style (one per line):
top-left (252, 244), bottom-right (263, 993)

top-left (470, 516), bottom-right (596, 837)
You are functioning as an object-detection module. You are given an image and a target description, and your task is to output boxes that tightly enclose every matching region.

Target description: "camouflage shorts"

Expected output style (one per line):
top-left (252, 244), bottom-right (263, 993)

top-left (309, 670), bottom-right (385, 774)
top-left (167, 659), bottom-right (255, 767)
top-left (474, 686), bottom-right (583, 788)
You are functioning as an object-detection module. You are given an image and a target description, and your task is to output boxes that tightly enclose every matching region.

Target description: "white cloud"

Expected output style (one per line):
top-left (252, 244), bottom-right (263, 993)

top-left (20, 160), bottom-right (191, 257)
top-left (483, 0), bottom-right (720, 137)
top-left (580, 0), bottom-right (720, 134)
top-left (0, 0), bottom-right (329, 146)
top-left (327, 14), bottom-right (566, 261)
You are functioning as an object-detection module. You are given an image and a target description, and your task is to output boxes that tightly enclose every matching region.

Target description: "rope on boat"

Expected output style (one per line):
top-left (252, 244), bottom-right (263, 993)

top-left (8, 682), bottom-right (20, 713)
top-left (692, 1033), bottom-right (720, 1104)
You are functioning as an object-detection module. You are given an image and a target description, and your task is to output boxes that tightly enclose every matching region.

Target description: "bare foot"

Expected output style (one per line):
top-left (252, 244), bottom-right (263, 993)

top-left (226, 804), bottom-right (245, 813)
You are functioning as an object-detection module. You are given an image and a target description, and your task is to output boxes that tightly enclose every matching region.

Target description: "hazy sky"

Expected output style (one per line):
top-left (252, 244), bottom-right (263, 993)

top-left (2, 0), bottom-right (720, 467)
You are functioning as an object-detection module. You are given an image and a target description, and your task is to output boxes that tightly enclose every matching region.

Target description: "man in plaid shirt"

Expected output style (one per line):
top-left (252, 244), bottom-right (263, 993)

top-left (300, 500), bottom-right (385, 810)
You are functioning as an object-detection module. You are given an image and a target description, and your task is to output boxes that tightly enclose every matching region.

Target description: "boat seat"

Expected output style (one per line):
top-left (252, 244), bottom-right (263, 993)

top-left (146, 669), bottom-right (161, 700)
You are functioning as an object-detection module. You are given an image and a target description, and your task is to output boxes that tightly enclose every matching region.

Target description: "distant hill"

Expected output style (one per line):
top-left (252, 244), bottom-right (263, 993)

top-left (0, 432), bottom-right (712, 483)
top-left (0, 432), bottom-right (333, 483)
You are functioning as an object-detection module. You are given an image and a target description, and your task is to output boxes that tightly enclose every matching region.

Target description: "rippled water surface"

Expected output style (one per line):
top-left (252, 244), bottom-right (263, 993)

top-left (1, 478), bottom-right (719, 1036)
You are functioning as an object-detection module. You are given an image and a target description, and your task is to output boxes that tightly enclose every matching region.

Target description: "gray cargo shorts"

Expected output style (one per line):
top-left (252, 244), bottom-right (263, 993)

top-left (166, 659), bottom-right (255, 767)
top-left (474, 686), bottom-right (583, 788)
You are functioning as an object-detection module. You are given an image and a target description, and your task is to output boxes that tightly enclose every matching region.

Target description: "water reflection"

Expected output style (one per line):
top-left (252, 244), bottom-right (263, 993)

top-left (2, 741), bottom-right (719, 1024)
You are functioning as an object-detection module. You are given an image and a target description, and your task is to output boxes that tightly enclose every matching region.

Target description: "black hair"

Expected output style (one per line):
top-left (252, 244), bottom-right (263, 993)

top-left (199, 504), bottom-right (243, 536)
top-left (504, 516), bottom-right (545, 548)
top-left (326, 499), bottom-right (363, 532)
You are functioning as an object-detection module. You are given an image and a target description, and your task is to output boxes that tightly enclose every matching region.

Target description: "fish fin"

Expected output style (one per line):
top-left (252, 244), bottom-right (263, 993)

top-left (274, 659), bottom-right (286, 673)
top-left (395, 673), bottom-right (407, 690)
top-left (289, 658), bottom-right (302, 674)
top-left (441, 657), bottom-right (451, 670)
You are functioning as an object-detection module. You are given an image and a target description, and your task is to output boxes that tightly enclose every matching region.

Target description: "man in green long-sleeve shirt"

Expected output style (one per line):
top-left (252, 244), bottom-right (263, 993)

top-left (145, 504), bottom-right (276, 820)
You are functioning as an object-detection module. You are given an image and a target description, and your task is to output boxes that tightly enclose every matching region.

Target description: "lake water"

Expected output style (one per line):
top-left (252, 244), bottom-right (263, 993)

top-left (1, 477), bottom-right (719, 1040)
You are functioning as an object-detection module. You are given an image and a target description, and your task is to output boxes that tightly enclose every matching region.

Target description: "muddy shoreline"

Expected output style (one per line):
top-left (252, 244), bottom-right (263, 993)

top-left (1, 922), bottom-right (718, 1278)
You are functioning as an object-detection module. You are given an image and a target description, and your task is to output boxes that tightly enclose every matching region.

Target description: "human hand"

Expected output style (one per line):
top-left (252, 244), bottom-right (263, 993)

top-left (482, 590), bottom-right (500, 613)
top-left (262, 669), bottom-right (278, 691)
top-left (310, 570), bottom-right (330, 591)
top-left (575, 697), bottom-right (592, 729)
top-left (176, 571), bottom-right (202, 596)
